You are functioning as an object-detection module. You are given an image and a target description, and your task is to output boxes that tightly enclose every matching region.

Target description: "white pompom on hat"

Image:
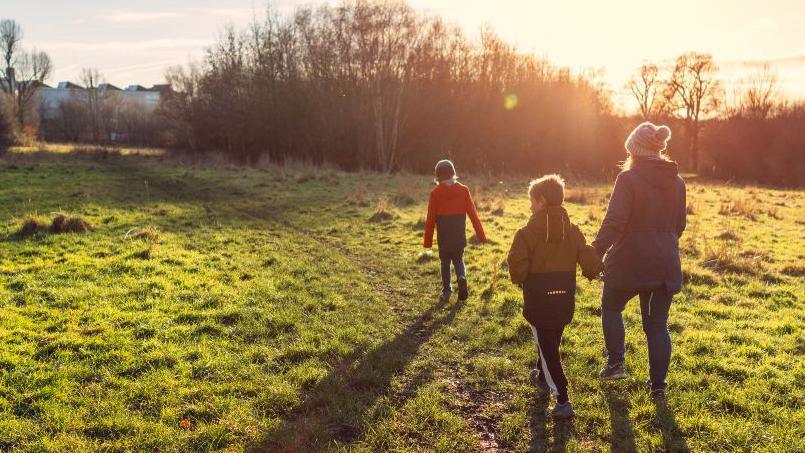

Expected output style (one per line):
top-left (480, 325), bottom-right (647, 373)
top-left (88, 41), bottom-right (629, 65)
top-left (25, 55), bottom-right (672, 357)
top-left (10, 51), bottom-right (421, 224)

top-left (625, 122), bottom-right (672, 158)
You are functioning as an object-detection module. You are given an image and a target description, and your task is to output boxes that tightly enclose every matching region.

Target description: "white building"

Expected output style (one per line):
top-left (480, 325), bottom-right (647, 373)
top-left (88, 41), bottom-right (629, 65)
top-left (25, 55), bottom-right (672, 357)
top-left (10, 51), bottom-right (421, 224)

top-left (38, 82), bottom-right (170, 120)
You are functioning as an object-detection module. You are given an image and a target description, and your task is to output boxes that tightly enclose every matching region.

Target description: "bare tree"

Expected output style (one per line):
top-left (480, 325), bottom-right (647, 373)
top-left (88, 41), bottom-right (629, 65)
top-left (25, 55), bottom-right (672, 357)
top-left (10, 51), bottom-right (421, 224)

top-left (0, 19), bottom-right (24, 134)
top-left (1, 20), bottom-right (53, 130)
top-left (13, 49), bottom-right (51, 126)
top-left (738, 63), bottom-right (780, 119)
top-left (0, 19), bottom-right (23, 79)
top-left (80, 67), bottom-right (106, 143)
top-left (664, 52), bottom-right (723, 171)
top-left (627, 63), bottom-right (663, 119)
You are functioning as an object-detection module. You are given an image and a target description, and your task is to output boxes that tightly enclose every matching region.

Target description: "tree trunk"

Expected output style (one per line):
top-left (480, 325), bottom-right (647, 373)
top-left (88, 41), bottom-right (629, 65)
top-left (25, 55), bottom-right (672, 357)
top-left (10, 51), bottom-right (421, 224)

top-left (690, 121), bottom-right (700, 173)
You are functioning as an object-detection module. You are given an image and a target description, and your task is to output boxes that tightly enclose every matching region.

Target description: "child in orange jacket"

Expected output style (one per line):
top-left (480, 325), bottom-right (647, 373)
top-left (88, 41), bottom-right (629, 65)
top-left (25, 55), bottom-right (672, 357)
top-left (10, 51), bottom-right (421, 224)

top-left (424, 160), bottom-right (487, 302)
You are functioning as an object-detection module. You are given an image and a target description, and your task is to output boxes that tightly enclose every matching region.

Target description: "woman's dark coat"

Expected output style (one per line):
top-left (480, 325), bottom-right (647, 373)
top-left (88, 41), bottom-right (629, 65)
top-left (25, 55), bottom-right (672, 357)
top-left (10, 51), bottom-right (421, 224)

top-left (593, 159), bottom-right (687, 294)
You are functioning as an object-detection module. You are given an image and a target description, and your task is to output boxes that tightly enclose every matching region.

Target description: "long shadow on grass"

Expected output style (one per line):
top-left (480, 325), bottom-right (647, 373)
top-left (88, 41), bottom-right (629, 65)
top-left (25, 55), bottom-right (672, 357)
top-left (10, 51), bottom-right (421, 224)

top-left (604, 389), bottom-right (637, 452)
top-left (253, 296), bottom-right (464, 451)
top-left (654, 403), bottom-right (690, 452)
top-left (529, 392), bottom-right (573, 452)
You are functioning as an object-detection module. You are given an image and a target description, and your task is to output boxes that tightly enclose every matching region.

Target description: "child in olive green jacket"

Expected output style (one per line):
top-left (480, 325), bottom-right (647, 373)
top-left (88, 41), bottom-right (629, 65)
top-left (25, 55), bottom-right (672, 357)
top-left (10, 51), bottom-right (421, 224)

top-left (507, 174), bottom-right (602, 419)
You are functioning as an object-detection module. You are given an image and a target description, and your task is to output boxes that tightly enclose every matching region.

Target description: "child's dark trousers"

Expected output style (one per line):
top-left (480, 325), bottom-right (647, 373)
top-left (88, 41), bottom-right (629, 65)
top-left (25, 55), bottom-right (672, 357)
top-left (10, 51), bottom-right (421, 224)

top-left (439, 249), bottom-right (466, 293)
top-left (530, 325), bottom-right (569, 404)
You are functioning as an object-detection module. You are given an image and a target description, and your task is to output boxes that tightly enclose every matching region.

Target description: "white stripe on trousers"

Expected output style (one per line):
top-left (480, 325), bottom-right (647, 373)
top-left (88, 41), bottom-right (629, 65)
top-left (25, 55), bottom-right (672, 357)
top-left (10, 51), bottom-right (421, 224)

top-left (530, 325), bottom-right (558, 396)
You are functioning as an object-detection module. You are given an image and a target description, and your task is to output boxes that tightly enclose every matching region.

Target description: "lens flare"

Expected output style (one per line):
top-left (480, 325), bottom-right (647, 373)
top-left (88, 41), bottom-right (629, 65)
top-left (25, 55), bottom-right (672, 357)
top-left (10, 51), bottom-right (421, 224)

top-left (504, 94), bottom-right (518, 110)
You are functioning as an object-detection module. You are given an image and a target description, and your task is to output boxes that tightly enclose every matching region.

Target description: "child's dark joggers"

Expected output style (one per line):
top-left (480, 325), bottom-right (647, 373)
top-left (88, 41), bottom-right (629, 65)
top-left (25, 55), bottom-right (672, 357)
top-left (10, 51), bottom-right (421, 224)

top-left (530, 325), bottom-right (569, 404)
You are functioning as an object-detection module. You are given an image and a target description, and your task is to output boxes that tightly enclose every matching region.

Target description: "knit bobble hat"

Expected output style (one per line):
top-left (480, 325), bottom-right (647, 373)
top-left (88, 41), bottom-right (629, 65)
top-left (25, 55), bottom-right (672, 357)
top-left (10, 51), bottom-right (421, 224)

top-left (434, 159), bottom-right (456, 181)
top-left (625, 122), bottom-right (672, 158)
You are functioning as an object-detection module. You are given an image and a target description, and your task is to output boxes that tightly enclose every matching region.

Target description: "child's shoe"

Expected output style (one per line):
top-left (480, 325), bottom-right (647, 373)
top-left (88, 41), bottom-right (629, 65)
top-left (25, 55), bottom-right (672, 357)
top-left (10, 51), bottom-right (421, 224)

top-left (651, 389), bottom-right (667, 404)
top-left (599, 362), bottom-right (627, 380)
top-left (457, 277), bottom-right (469, 302)
top-left (551, 401), bottom-right (575, 419)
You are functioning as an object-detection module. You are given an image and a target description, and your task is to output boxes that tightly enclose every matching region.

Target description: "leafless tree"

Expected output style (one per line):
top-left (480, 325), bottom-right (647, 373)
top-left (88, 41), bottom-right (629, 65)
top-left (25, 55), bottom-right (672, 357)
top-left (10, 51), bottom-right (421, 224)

top-left (0, 19), bottom-right (23, 78)
top-left (627, 63), bottom-right (664, 119)
top-left (79, 67), bottom-right (111, 143)
top-left (12, 49), bottom-right (51, 126)
top-left (664, 52), bottom-right (723, 171)
top-left (1, 19), bottom-right (53, 130)
top-left (1, 19), bottom-right (24, 130)
top-left (737, 63), bottom-right (781, 119)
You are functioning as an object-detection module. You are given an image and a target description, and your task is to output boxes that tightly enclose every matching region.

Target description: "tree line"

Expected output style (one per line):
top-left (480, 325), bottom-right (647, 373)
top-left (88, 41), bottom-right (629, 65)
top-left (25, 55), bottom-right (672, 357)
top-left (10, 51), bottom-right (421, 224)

top-left (2, 3), bottom-right (803, 185)
top-left (157, 1), bottom-right (623, 175)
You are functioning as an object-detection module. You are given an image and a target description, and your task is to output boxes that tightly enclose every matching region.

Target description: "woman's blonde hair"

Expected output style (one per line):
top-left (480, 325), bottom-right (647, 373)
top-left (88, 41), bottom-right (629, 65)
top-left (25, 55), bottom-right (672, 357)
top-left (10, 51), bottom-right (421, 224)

top-left (620, 152), bottom-right (674, 171)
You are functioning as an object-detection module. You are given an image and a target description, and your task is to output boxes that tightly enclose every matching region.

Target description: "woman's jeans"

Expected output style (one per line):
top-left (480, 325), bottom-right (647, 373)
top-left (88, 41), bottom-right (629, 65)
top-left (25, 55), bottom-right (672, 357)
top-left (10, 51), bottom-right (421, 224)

top-left (439, 249), bottom-right (466, 293)
top-left (601, 284), bottom-right (673, 391)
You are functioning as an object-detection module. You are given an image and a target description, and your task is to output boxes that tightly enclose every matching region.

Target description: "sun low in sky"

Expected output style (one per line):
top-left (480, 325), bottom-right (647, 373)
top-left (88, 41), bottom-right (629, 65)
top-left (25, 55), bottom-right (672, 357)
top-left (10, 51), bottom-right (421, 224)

top-left (5, 0), bottom-right (805, 110)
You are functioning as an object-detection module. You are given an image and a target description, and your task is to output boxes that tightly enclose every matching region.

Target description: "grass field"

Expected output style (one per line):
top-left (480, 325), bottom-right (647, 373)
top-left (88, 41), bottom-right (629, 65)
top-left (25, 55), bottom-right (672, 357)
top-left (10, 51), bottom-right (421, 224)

top-left (0, 148), bottom-right (802, 452)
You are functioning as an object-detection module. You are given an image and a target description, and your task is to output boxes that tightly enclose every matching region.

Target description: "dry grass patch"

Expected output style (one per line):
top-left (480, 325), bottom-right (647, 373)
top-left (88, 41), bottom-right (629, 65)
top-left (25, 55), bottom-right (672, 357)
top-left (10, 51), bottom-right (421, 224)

top-left (765, 206), bottom-right (782, 219)
top-left (15, 216), bottom-right (49, 238)
top-left (369, 194), bottom-right (397, 222)
top-left (716, 229), bottom-right (741, 241)
top-left (126, 227), bottom-right (160, 260)
top-left (701, 241), bottom-right (761, 275)
top-left (50, 213), bottom-right (91, 233)
top-left (490, 194), bottom-right (505, 216)
top-left (126, 227), bottom-right (160, 242)
top-left (719, 197), bottom-right (758, 220)
top-left (780, 264), bottom-right (805, 277)
top-left (565, 188), bottom-right (592, 205)
top-left (350, 183), bottom-right (369, 207)
top-left (392, 180), bottom-right (418, 207)
top-left (15, 213), bottom-right (91, 238)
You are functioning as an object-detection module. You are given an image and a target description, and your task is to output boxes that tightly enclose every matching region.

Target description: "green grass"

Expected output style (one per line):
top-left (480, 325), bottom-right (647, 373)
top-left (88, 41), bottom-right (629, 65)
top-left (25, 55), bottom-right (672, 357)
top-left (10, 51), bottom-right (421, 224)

top-left (0, 150), bottom-right (802, 451)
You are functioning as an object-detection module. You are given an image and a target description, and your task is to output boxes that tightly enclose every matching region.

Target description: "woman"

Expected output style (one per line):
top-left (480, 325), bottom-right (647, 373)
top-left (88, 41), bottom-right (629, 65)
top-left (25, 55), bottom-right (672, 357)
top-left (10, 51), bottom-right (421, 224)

top-left (592, 122), bottom-right (686, 403)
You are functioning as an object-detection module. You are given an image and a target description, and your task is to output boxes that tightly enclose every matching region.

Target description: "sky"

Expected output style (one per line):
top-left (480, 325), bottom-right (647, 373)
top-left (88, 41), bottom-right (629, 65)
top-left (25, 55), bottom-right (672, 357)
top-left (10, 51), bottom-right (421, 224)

top-left (3, 0), bottom-right (804, 111)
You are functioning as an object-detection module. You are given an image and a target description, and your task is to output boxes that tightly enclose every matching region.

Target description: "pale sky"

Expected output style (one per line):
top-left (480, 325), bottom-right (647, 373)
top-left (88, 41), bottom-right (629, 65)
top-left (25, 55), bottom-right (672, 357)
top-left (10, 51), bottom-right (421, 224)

top-left (3, 0), bottom-right (804, 111)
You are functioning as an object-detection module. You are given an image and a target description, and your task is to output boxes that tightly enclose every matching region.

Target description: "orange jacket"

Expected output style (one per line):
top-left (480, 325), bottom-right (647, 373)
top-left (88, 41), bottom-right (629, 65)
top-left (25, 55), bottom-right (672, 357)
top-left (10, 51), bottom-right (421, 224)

top-left (423, 181), bottom-right (487, 249)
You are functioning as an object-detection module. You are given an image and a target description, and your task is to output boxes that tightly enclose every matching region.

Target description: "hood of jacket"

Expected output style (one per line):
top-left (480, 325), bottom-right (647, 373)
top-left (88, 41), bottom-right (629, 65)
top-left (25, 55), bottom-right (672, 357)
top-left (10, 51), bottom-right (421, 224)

top-left (436, 181), bottom-right (467, 201)
top-left (528, 206), bottom-right (570, 244)
top-left (631, 158), bottom-right (680, 189)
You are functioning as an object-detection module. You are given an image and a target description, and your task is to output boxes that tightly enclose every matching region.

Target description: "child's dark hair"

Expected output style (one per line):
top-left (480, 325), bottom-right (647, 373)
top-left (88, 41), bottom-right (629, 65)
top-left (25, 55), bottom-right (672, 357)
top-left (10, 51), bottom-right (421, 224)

top-left (528, 174), bottom-right (565, 206)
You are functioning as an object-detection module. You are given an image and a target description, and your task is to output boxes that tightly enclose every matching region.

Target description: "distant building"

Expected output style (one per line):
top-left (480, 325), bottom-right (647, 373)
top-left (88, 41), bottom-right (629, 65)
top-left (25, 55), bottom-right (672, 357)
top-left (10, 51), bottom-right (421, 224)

top-left (38, 81), bottom-right (170, 120)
